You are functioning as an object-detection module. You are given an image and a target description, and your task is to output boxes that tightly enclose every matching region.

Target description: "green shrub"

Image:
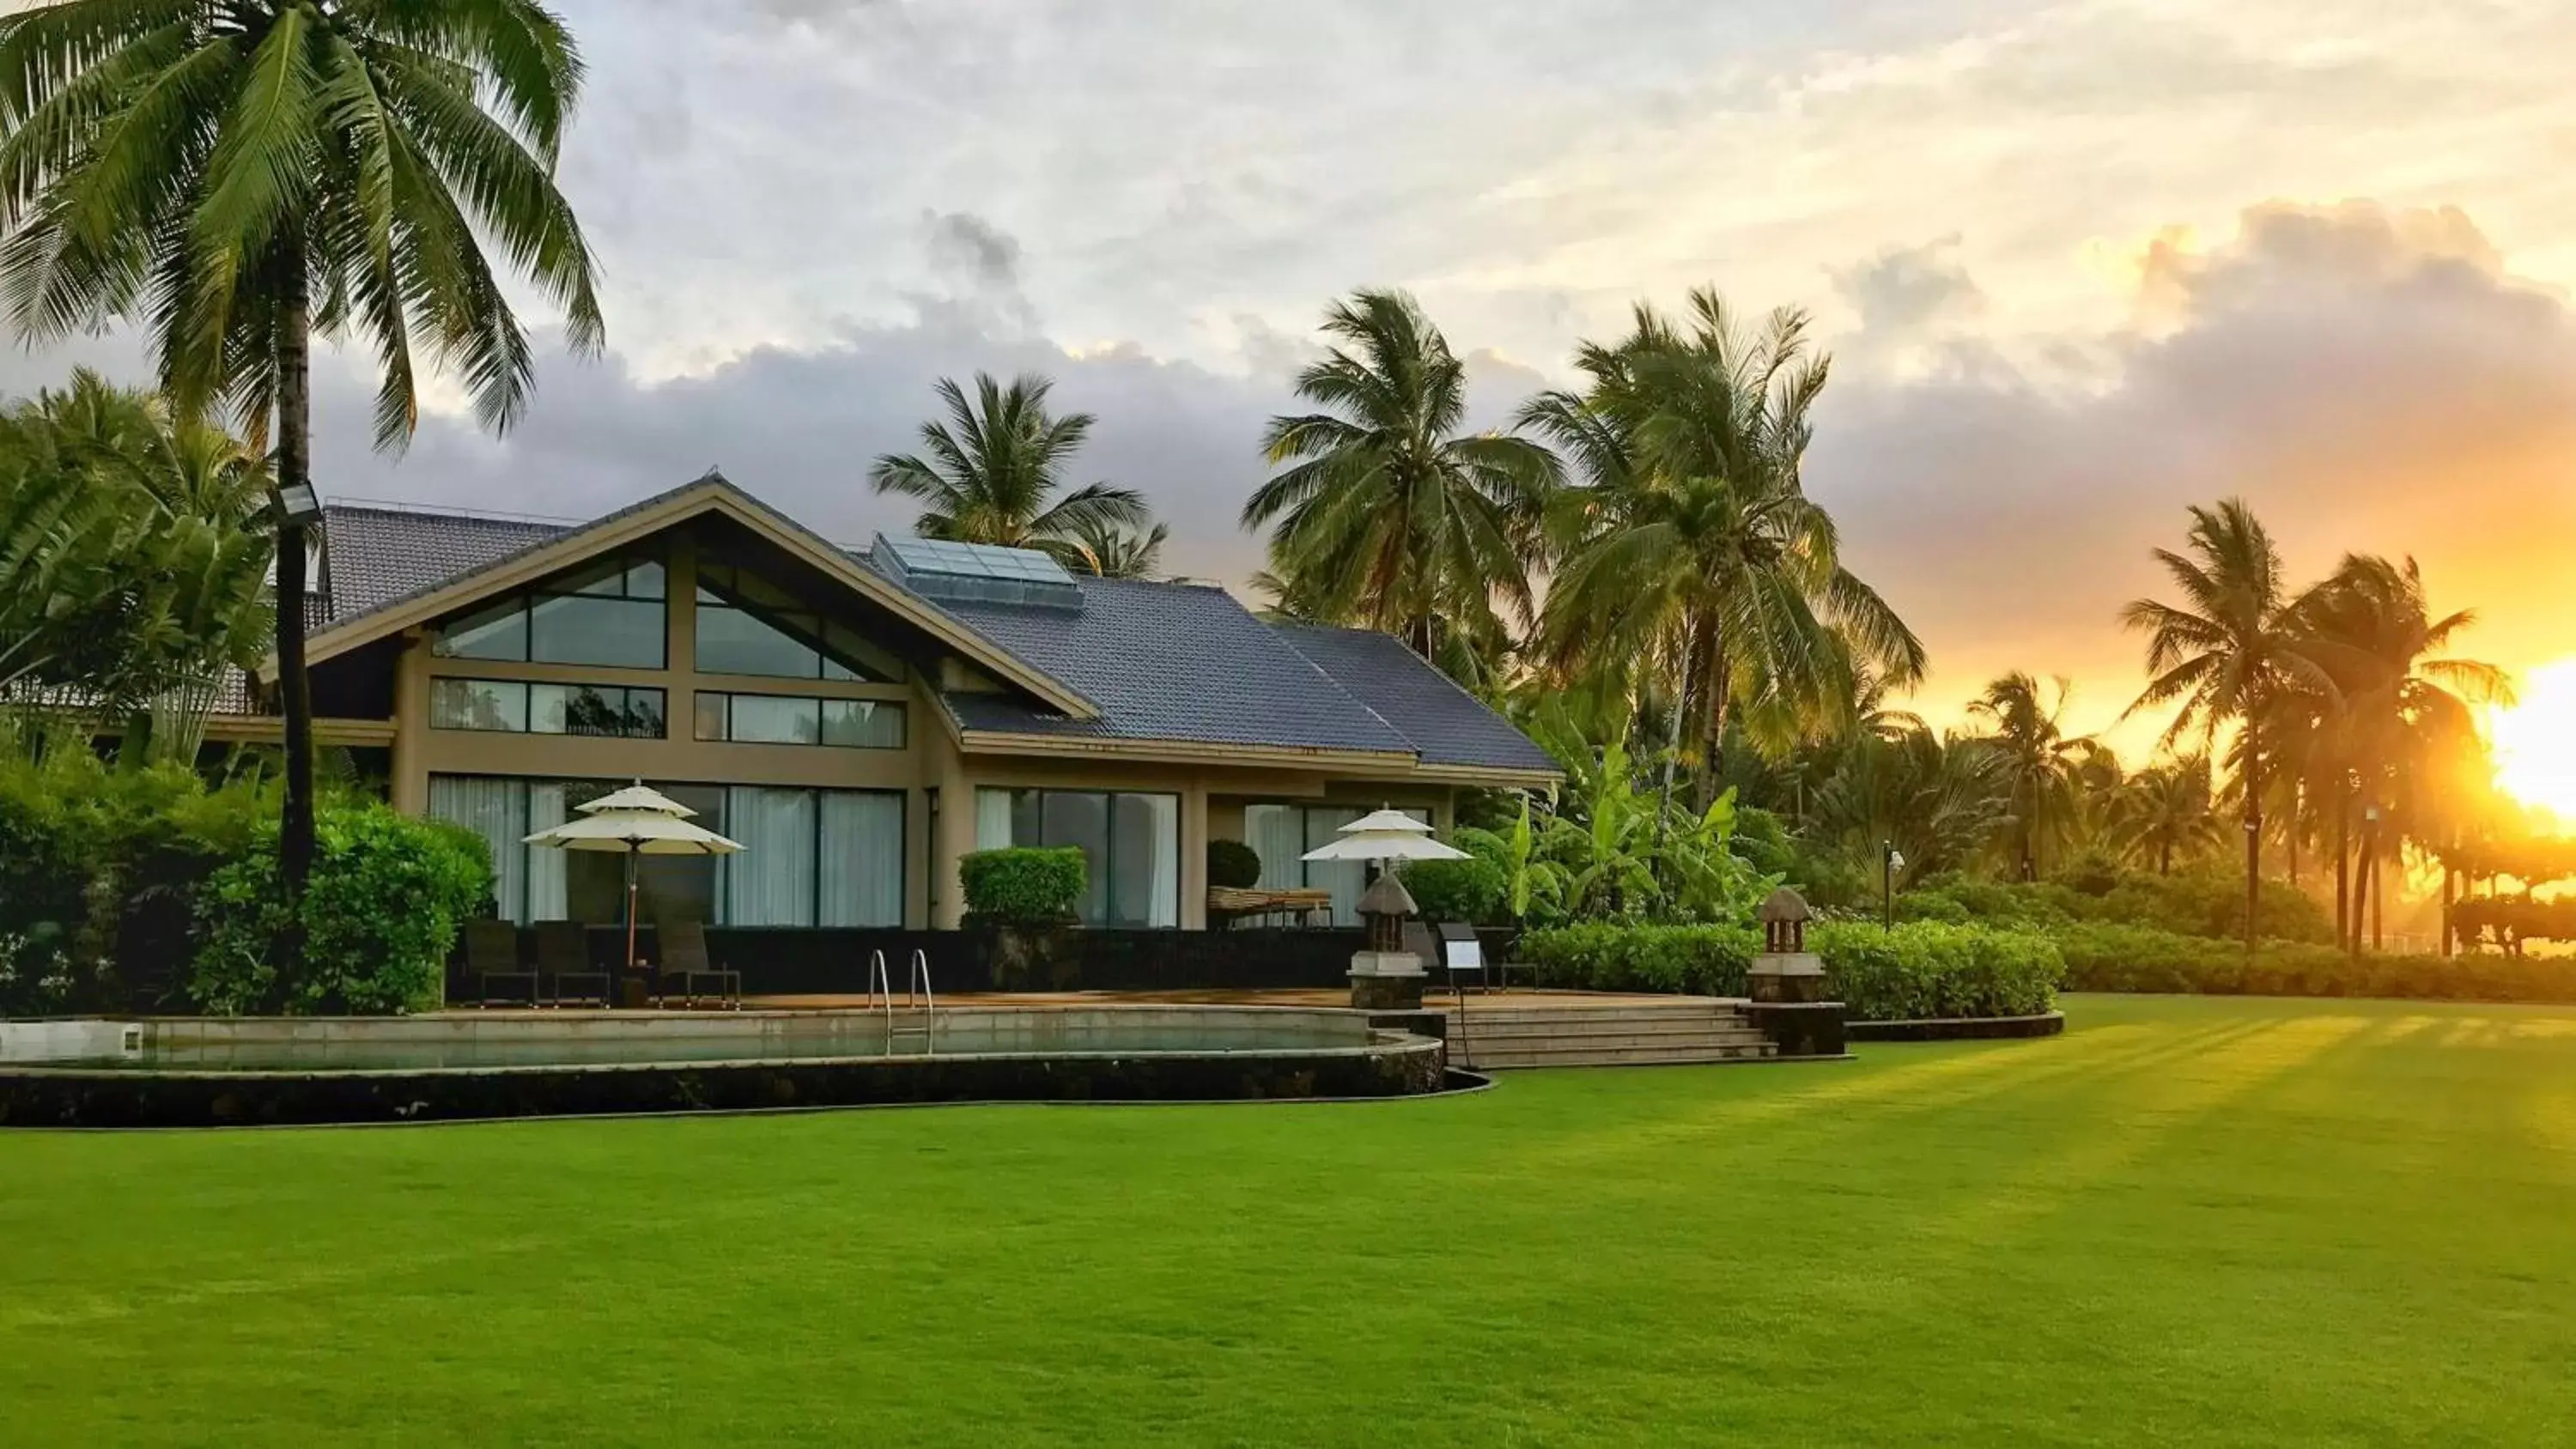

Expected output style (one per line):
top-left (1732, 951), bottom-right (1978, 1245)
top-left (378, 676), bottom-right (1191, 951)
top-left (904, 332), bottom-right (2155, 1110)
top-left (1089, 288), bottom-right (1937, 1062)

top-left (1402, 828), bottom-right (1511, 924)
top-left (1520, 922), bottom-right (1759, 996)
top-left (0, 734), bottom-right (269, 1014)
top-left (1206, 838), bottom-right (1263, 890)
top-left (1811, 922), bottom-right (2065, 1022)
top-left (2054, 923), bottom-right (2576, 1003)
top-left (187, 804), bottom-right (491, 1015)
top-left (959, 846), bottom-right (1087, 925)
top-left (1898, 867), bottom-right (2333, 944)
top-left (1522, 919), bottom-right (2064, 1021)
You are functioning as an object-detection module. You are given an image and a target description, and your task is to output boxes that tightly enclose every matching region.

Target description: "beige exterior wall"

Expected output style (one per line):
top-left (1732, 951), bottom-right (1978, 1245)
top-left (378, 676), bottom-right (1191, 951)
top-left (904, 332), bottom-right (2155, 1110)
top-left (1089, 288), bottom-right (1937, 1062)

top-left (377, 520), bottom-right (1540, 932)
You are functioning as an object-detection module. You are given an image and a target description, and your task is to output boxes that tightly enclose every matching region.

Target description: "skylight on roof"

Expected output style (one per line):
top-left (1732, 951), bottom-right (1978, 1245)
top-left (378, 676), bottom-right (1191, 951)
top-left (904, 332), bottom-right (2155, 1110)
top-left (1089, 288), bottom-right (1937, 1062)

top-left (874, 534), bottom-right (1084, 611)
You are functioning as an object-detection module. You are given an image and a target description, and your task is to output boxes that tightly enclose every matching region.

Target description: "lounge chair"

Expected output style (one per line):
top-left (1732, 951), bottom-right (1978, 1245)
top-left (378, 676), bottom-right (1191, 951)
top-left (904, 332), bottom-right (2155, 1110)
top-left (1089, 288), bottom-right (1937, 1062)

top-left (653, 920), bottom-right (741, 1009)
top-left (533, 920), bottom-right (611, 1008)
top-left (464, 919), bottom-right (538, 1007)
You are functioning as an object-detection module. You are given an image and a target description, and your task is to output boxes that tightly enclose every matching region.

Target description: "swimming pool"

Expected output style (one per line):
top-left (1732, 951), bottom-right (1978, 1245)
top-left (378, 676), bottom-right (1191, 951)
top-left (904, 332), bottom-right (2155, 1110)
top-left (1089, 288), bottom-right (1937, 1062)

top-left (0, 1006), bottom-right (1453, 1126)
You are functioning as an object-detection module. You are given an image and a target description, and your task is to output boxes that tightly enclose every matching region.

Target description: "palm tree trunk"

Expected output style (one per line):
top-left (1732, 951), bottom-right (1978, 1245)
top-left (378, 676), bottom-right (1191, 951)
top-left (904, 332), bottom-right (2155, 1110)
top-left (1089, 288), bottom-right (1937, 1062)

top-left (2241, 723), bottom-right (2261, 954)
top-left (2287, 783), bottom-right (2300, 888)
top-left (2350, 822), bottom-right (2372, 961)
top-left (2333, 789), bottom-right (2350, 953)
top-left (2370, 846), bottom-right (2383, 953)
top-left (2440, 863), bottom-right (2455, 958)
top-left (276, 240), bottom-right (317, 923)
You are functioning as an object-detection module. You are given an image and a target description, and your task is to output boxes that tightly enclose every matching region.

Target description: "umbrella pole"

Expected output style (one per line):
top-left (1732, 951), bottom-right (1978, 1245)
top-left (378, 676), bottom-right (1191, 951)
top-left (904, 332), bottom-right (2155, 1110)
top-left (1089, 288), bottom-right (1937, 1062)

top-left (623, 849), bottom-right (640, 975)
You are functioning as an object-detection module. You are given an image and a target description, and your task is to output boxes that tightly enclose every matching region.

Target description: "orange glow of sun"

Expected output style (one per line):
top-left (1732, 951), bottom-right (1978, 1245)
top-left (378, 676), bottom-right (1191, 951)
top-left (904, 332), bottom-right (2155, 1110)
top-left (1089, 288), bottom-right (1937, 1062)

top-left (2488, 658), bottom-right (2576, 826)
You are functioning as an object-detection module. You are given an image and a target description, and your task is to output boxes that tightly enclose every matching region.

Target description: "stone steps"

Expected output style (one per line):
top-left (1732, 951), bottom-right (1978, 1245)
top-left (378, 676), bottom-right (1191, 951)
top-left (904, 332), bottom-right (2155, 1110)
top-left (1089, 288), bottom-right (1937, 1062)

top-left (1442, 997), bottom-right (1778, 1070)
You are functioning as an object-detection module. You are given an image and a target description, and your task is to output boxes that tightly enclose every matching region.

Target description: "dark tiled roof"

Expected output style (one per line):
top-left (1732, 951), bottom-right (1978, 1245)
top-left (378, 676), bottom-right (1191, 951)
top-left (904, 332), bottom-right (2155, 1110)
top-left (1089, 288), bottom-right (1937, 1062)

top-left (1272, 623), bottom-right (1560, 774)
top-left (929, 579), bottom-right (1419, 757)
top-left (293, 481), bottom-right (1555, 776)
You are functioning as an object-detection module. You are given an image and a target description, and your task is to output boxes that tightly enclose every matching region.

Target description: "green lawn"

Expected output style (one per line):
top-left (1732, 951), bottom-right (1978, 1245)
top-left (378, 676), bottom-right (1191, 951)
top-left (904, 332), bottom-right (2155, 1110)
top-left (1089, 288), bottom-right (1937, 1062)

top-left (6, 994), bottom-right (2573, 1446)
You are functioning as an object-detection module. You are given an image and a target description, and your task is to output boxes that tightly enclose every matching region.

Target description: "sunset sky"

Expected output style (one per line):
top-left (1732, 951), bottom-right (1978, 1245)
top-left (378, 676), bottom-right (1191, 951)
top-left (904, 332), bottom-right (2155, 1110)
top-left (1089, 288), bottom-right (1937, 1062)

top-left (13, 0), bottom-right (2573, 753)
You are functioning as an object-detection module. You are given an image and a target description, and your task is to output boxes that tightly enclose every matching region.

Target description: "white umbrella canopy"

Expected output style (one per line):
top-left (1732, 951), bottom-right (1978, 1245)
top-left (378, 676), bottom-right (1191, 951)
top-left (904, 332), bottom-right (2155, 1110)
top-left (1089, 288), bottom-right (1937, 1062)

top-left (573, 783), bottom-right (700, 817)
top-left (523, 811), bottom-right (743, 854)
top-left (1302, 809), bottom-right (1470, 863)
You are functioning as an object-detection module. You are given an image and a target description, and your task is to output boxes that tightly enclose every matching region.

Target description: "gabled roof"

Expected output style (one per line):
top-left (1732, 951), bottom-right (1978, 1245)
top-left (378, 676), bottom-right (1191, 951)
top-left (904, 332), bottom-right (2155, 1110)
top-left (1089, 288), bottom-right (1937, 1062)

top-left (290, 473), bottom-right (1096, 718)
top-left (295, 477), bottom-right (1561, 784)
top-left (1271, 623), bottom-right (1561, 777)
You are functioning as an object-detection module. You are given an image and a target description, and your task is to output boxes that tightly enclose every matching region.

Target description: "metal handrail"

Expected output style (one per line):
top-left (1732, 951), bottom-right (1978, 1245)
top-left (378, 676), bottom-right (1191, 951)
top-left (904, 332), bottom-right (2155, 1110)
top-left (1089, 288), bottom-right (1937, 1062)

top-left (908, 948), bottom-right (934, 1012)
top-left (866, 949), bottom-right (891, 1016)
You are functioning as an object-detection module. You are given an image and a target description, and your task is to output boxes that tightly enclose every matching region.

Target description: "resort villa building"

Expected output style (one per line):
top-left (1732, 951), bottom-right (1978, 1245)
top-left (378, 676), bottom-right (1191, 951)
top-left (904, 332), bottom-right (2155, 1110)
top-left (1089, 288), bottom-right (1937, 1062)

top-left (260, 473), bottom-right (1560, 936)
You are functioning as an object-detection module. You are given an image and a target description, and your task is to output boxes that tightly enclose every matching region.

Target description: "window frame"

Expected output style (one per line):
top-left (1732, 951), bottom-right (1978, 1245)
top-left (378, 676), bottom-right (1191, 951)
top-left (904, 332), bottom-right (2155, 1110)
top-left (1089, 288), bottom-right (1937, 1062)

top-left (692, 690), bottom-right (907, 750)
top-left (428, 677), bottom-right (668, 739)
top-left (980, 785), bottom-right (1182, 930)
top-left (428, 551), bottom-right (669, 671)
top-left (427, 773), bottom-right (908, 927)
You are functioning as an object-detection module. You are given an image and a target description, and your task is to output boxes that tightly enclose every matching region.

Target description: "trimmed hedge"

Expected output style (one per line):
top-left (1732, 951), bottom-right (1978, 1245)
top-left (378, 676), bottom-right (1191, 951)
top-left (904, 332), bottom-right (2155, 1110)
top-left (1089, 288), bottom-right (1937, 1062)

top-left (1517, 919), bottom-right (2064, 1022)
top-left (1808, 922), bottom-right (2063, 1022)
top-left (2056, 923), bottom-right (2576, 1003)
top-left (959, 846), bottom-right (1086, 924)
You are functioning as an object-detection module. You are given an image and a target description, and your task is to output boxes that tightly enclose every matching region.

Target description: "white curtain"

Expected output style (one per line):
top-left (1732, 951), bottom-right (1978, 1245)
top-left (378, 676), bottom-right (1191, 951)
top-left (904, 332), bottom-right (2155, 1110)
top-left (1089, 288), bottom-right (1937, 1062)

top-left (820, 791), bottom-right (903, 926)
top-left (1305, 807), bottom-right (1366, 925)
top-left (526, 782), bottom-right (568, 923)
top-left (428, 776), bottom-right (526, 922)
top-left (1140, 793), bottom-right (1179, 928)
top-left (1245, 804), bottom-right (1303, 893)
top-left (974, 787), bottom-right (1016, 850)
top-left (723, 785), bottom-right (816, 926)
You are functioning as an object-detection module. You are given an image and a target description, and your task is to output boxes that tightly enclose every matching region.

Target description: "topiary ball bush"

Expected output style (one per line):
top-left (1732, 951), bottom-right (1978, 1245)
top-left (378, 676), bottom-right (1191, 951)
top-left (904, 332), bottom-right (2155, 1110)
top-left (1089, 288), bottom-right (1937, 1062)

top-left (1207, 838), bottom-right (1263, 890)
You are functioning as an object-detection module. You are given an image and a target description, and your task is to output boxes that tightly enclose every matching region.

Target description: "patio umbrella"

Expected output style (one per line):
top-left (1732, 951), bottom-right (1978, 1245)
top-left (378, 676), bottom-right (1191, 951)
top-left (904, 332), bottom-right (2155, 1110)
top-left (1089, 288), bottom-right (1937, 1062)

top-left (524, 783), bottom-right (743, 971)
top-left (1299, 809), bottom-right (1471, 863)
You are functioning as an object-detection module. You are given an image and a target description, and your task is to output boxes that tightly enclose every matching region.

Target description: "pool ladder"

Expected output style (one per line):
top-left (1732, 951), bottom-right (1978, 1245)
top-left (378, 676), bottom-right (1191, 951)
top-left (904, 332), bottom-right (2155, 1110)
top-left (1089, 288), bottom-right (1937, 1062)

top-left (866, 948), bottom-right (936, 1055)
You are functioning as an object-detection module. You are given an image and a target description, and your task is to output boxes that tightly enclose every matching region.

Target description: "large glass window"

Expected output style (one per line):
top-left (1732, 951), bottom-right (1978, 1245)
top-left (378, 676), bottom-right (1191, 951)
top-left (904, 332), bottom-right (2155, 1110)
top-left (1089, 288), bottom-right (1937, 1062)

top-left (1242, 803), bottom-right (1428, 925)
top-left (428, 679), bottom-right (665, 738)
top-left (693, 691), bottom-right (903, 749)
top-left (431, 554), bottom-right (666, 670)
top-left (975, 787), bottom-right (1178, 928)
top-left (694, 561), bottom-right (904, 682)
top-left (428, 775), bottom-right (904, 927)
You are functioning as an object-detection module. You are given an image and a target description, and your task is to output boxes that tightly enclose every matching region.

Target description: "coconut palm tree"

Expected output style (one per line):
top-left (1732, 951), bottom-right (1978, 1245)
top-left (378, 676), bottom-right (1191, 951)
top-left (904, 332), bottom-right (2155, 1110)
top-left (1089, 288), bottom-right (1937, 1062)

top-left (1530, 289), bottom-right (1924, 803)
top-left (1964, 671), bottom-right (2091, 880)
top-left (1243, 288), bottom-right (1557, 659)
top-left (2111, 754), bottom-right (2223, 875)
top-left (2120, 500), bottom-right (2328, 950)
top-left (0, 0), bottom-right (605, 903)
top-left (871, 373), bottom-right (1147, 569)
top-left (1066, 517), bottom-right (1168, 580)
top-left (2293, 553), bottom-right (2511, 954)
top-left (1805, 723), bottom-right (2008, 888)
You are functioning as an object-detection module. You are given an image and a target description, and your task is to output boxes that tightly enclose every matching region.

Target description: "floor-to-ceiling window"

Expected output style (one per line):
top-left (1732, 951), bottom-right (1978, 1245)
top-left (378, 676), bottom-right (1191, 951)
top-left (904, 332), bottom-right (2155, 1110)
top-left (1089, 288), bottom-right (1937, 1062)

top-left (973, 787), bottom-right (1179, 928)
top-left (1241, 803), bottom-right (1429, 925)
top-left (429, 775), bottom-right (904, 927)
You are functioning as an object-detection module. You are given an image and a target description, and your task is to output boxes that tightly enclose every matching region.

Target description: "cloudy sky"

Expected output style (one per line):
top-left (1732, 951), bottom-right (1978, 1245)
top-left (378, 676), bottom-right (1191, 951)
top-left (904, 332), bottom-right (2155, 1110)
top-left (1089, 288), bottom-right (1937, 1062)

top-left (14, 0), bottom-right (2576, 748)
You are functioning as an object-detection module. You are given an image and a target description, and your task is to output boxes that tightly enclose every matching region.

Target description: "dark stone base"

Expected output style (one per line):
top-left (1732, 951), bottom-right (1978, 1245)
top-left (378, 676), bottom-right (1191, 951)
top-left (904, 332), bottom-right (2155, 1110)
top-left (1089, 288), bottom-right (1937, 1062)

top-left (0, 1046), bottom-right (1449, 1129)
top-left (1744, 999), bottom-right (1848, 1058)
top-left (1847, 1011), bottom-right (2066, 1042)
top-left (1350, 973), bottom-right (1425, 1011)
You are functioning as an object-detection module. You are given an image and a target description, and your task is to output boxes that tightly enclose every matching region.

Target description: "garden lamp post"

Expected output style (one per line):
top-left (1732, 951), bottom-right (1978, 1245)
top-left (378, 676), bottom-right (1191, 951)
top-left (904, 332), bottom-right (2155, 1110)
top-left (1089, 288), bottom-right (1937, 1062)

top-left (1881, 841), bottom-right (1905, 927)
top-left (269, 478), bottom-right (326, 936)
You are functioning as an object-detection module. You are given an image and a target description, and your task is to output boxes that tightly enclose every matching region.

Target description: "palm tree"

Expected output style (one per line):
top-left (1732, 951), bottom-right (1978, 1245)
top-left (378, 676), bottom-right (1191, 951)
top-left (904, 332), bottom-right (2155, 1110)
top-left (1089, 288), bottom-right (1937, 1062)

top-left (1243, 288), bottom-right (1557, 659)
top-left (2294, 554), bottom-right (2511, 954)
top-left (0, 0), bottom-right (605, 905)
top-left (1066, 517), bottom-right (1168, 580)
top-left (2111, 754), bottom-right (2223, 875)
top-left (2120, 500), bottom-right (2326, 950)
top-left (1530, 289), bottom-right (1924, 803)
top-left (1964, 671), bottom-right (2091, 880)
top-left (871, 373), bottom-right (1147, 569)
top-left (0, 372), bottom-right (271, 740)
top-left (1805, 724), bottom-right (2008, 888)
